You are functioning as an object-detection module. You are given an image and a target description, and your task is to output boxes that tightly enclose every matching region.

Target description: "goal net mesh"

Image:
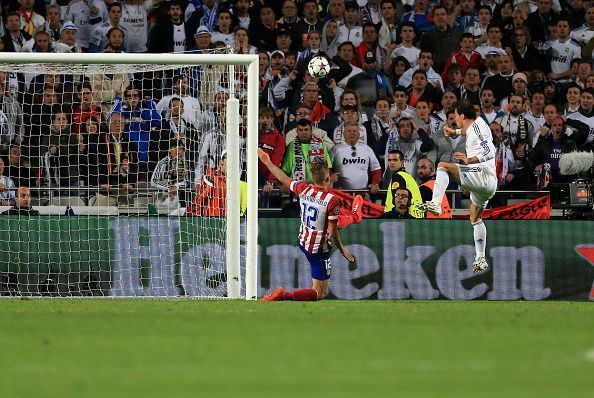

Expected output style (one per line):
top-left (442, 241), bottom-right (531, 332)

top-left (0, 48), bottom-right (250, 298)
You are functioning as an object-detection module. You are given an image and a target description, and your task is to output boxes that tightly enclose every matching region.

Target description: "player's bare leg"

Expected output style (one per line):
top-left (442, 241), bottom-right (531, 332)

top-left (470, 204), bottom-right (489, 273)
top-left (312, 279), bottom-right (329, 300)
top-left (420, 162), bottom-right (461, 215)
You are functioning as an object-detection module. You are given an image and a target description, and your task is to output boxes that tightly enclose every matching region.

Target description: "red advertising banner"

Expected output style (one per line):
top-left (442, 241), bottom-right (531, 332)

top-left (482, 195), bottom-right (551, 220)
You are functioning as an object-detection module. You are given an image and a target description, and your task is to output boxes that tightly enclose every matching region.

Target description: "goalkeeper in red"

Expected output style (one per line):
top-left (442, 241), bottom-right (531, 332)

top-left (258, 149), bottom-right (355, 302)
top-left (421, 100), bottom-right (497, 273)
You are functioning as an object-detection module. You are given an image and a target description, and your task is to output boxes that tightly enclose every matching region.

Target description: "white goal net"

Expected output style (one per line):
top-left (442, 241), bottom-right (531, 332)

top-left (0, 51), bottom-right (258, 299)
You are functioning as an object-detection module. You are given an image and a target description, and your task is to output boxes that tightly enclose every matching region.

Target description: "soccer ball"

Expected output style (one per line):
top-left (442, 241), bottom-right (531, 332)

top-left (308, 56), bottom-right (330, 78)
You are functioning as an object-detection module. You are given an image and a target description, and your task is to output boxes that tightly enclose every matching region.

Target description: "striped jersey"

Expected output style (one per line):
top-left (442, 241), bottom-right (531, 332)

top-left (465, 117), bottom-right (496, 176)
top-left (289, 179), bottom-right (341, 254)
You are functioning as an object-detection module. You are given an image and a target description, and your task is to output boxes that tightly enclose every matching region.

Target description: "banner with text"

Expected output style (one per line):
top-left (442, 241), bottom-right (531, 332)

top-left (0, 217), bottom-right (592, 300)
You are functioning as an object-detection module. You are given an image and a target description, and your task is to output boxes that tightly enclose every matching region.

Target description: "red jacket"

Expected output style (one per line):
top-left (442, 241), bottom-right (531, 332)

top-left (442, 50), bottom-right (483, 83)
top-left (72, 104), bottom-right (102, 135)
top-left (258, 128), bottom-right (285, 183)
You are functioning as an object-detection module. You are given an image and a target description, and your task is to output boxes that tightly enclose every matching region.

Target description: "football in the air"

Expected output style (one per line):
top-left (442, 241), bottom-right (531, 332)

top-left (308, 56), bottom-right (330, 78)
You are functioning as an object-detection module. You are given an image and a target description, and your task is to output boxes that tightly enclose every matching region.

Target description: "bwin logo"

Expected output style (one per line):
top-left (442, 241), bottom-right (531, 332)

top-left (343, 158), bottom-right (366, 165)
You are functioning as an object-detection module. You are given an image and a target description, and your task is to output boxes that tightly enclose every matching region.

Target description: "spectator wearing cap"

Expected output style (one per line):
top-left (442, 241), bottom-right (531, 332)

top-left (481, 49), bottom-right (501, 80)
top-left (190, 25), bottom-right (213, 51)
top-left (499, 72), bottom-right (530, 110)
top-left (354, 23), bottom-right (385, 70)
top-left (43, 4), bottom-right (62, 42)
top-left (248, 5), bottom-right (279, 52)
top-left (88, 2), bottom-right (129, 53)
top-left (337, 1), bottom-right (363, 47)
top-left (475, 23), bottom-right (509, 59)
top-left (294, 0), bottom-right (324, 50)
top-left (510, 26), bottom-right (545, 74)
top-left (210, 9), bottom-right (235, 47)
top-left (53, 21), bottom-right (83, 53)
top-left (481, 53), bottom-right (516, 106)
top-left (276, 26), bottom-right (294, 54)
top-left (147, 0), bottom-right (193, 53)
top-left (417, 6), bottom-right (461, 74)
top-left (346, 50), bottom-right (391, 113)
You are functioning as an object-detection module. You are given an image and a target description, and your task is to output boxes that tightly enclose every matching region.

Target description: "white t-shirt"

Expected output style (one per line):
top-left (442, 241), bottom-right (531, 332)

top-left (391, 44), bottom-right (420, 67)
top-left (172, 23), bottom-right (187, 53)
top-left (548, 38), bottom-right (581, 75)
top-left (90, 21), bottom-right (129, 52)
top-left (122, 1), bottom-right (154, 53)
top-left (570, 26), bottom-right (594, 47)
top-left (65, 0), bottom-right (108, 48)
top-left (330, 142), bottom-right (381, 189)
top-left (0, 175), bottom-right (16, 202)
top-left (156, 94), bottom-right (202, 126)
top-left (465, 117), bottom-right (496, 176)
top-left (211, 32), bottom-right (234, 47)
top-left (333, 124), bottom-right (369, 145)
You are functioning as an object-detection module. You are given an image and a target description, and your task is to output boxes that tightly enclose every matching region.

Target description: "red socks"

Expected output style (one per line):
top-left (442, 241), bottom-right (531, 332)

top-left (283, 288), bottom-right (318, 301)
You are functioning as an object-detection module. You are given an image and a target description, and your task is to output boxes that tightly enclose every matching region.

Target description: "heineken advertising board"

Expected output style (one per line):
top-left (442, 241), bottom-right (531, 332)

top-left (0, 217), bottom-right (592, 300)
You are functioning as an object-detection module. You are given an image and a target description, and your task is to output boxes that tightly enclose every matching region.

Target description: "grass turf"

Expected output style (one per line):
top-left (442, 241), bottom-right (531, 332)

top-left (0, 300), bottom-right (592, 398)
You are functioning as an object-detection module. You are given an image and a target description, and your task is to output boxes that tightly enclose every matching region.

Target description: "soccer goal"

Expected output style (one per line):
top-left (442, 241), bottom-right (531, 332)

top-left (0, 50), bottom-right (258, 299)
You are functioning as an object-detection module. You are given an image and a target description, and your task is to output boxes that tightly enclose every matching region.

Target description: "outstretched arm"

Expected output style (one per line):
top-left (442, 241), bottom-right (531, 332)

top-left (258, 148), bottom-right (291, 187)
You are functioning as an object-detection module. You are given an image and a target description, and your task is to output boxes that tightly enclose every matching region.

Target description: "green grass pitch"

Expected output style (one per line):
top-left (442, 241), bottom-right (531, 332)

top-left (1, 300), bottom-right (593, 398)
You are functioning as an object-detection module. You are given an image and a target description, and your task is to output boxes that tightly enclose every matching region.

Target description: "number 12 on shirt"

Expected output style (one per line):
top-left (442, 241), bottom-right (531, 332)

top-left (301, 203), bottom-right (319, 230)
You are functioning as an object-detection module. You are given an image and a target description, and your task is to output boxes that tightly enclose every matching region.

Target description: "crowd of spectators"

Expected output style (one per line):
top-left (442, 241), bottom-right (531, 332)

top-left (0, 0), bottom-right (593, 216)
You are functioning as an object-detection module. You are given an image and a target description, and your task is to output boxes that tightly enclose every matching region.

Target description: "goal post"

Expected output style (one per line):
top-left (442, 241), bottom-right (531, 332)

top-left (0, 51), bottom-right (259, 299)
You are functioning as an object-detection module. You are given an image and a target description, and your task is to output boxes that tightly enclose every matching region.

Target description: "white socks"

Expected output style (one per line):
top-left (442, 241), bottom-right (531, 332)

top-left (472, 220), bottom-right (486, 258)
top-left (431, 168), bottom-right (449, 204)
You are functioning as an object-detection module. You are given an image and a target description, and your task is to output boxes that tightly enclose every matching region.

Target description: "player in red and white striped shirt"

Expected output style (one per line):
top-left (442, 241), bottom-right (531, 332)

top-left (258, 148), bottom-right (355, 302)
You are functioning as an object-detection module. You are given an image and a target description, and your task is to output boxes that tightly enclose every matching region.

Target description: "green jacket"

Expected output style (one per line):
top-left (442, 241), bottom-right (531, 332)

top-left (281, 141), bottom-right (333, 182)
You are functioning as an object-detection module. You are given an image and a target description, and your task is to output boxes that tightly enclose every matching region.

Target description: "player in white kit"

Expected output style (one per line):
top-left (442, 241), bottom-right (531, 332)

top-left (421, 100), bottom-right (497, 273)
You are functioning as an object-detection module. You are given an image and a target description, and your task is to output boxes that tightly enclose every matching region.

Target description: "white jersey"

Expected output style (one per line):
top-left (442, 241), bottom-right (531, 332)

top-left (332, 124), bottom-right (368, 145)
top-left (330, 142), bottom-right (381, 190)
top-left (156, 95), bottom-right (202, 126)
top-left (548, 38), bottom-right (581, 74)
top-left (567, 111), bottom-right (594, 143)
top-left (211, 31), bottom-right (234, 46)
top-left (337, 25), bottom-right (363, 47)
top-left (66, 0), bottom-right (108, 48)
top-left (391, 44), bottom-right (420, 67)
top-left (122, 1), bottom-right (154, 53)
top-left (0, 175), bottom-right (16, 202)
top-left (465, 117), bottom-right (496, 176)
top-left (570, 26), bottom-right (594, 47)
top-left (89, 21), bottom-right (129, 52)
top-left (19, 10), bottom-right (45, 34)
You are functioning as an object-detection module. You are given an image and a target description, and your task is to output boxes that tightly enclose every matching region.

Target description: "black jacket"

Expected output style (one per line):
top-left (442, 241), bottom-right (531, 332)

top-left (147, 20), bottom-right (193, 53)
top-left (87, 133), bottom-right (138, 187)
top-left (524, 10), bottom-right (558, 44)
top-left (2, 206), bottom-right (40, 216)
top-left (418, 27), bottom-right (462, 74)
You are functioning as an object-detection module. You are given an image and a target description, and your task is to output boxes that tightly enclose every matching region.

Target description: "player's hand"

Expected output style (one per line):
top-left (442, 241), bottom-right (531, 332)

top-left (257, 148), bottom-right (272, 165)
top-left (454, 152), bottom-right (469, 164)
top-left (369, 183), bottom-right (379, 194)
top-left (444, 126), bottom-right (456, 137)
top-left (340, 247), bottom-right (355, 262)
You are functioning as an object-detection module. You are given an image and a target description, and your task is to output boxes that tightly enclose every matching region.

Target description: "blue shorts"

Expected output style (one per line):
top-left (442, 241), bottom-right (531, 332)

top-left (299, 245), bottom-right (331, 281)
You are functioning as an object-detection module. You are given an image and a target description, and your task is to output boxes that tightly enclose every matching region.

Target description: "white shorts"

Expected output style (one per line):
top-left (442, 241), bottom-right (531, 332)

top-left (456, 164), bottom-right (497, 208)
